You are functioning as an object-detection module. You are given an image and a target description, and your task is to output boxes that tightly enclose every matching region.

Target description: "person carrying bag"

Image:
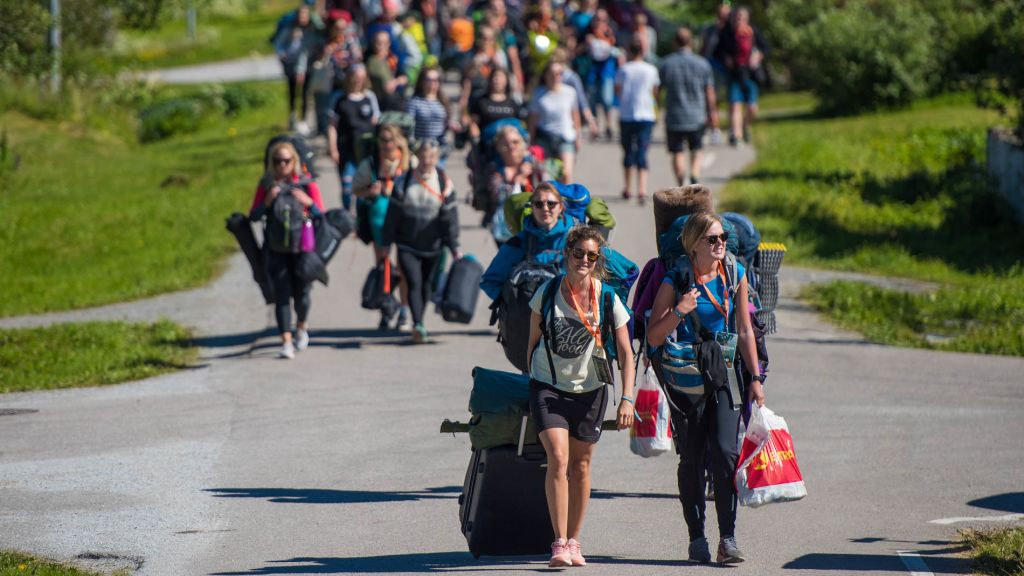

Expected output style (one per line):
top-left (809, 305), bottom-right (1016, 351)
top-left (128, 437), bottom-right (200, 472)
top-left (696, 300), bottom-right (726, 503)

top-left (525, 225), bottom-right (636, 568)
top-left (645, 211), bottom-right (765, 564)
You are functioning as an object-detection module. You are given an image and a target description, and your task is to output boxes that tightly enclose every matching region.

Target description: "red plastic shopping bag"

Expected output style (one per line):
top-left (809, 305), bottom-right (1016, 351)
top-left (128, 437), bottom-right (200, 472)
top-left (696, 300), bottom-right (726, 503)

top-left (735, 404), bottom-right (807, 507)
top-left (629, 368), bottom-right (672, 457)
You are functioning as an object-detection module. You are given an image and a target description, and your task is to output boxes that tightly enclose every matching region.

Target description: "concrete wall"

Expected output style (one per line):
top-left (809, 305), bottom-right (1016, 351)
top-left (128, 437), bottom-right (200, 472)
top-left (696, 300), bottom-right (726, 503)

top-left (987, 128), bottom-right (1024, 223)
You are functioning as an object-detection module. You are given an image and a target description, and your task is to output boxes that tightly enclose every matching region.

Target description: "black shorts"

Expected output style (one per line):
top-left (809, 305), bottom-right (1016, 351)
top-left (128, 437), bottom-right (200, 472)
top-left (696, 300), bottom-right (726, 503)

top-left (667, 127), bottom-right (706, 153)
top-left (529, 379), bottom-right (608, 444)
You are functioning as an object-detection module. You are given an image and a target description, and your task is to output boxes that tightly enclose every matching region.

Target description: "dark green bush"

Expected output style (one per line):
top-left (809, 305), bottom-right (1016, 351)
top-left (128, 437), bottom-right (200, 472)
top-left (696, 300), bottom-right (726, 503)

top-left (221, 84), bottom-right (272, 116)
top-left (770, 0), bottom-right (938, 114)
top-left (138, 97), bottom-right (206, 142)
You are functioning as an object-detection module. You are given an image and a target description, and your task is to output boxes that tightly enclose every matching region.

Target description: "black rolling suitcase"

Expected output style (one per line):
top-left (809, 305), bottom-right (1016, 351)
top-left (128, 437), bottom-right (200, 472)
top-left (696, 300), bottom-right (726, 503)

top-left (459, 437), bottom-right (553, 558)
top-left (442, 256), bottom-right (484, 324)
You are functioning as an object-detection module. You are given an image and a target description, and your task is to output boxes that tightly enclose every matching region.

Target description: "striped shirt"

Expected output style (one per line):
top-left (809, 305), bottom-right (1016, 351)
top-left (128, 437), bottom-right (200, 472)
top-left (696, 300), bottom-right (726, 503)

top-left (405, 96), bottom-right (447, 141)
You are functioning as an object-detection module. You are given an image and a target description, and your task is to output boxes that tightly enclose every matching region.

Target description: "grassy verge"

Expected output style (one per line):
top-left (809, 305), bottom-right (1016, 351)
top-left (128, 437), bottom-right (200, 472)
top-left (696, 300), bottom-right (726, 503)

top-left (0, 551), bottom-right (110, 576)
top-left (961, 527), bottom-right (1024, 576)
top-left (0, 80), bottom-right (286, 317)
top-left (112, 0), bottom-right (294, 70)
top-left (0, 321), bottom-right (196, 394)
top-left (723, 92), bottom-right (1024, 356)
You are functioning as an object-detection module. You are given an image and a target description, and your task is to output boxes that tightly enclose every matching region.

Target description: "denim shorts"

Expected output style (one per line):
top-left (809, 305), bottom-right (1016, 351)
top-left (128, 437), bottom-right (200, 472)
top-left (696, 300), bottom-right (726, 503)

top-left (729, 78), bottom-right (759, 105)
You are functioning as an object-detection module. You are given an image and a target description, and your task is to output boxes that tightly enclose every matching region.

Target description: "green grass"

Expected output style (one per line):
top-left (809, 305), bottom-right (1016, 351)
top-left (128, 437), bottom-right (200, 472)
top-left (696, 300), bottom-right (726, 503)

top-left (0, 551), bottom-right (113, 576)
top-left (724, 91), bottom-right (1024, 356)
top-left (0, 321), bottom-right (196, 394)
top-left (112, 0), bottom-right (293, 70)
top-left (0, 81), bottom-right (287, 317)
top-left (802, 276), bottom-right (1024, 356)
top-left (961, 527), bottom-right (1024, 576)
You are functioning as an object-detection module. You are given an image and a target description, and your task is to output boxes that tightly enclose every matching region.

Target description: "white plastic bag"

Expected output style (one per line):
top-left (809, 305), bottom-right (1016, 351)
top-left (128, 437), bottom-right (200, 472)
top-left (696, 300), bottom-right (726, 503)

top-left (629, 368), bottom-right (673, 457)
top-left (735, 404), bottom-right (807, 507)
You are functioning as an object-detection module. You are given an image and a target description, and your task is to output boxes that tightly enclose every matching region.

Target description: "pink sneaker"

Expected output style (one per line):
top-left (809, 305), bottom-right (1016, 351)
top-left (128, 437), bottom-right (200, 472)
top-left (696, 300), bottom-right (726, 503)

top-left (567, 538), bottom-right (586, 566)
top-left (549, 539), bottom-right (572, 567)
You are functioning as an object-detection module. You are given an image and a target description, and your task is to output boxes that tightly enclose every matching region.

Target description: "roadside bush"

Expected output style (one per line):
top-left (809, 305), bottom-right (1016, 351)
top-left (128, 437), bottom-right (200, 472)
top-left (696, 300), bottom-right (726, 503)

top-left (137, 83), bottom-right (272, 142)
top-left (771, 0), bottom-right (937, 114)
top-left (984, 0), bottom-right (1024, 138)
top-left (138, 97), bottom-right (206, 142)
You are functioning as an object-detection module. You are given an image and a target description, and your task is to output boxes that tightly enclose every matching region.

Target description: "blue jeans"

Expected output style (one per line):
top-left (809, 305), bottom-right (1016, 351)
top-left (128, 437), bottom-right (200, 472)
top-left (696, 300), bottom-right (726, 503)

top-left (620, 120), bottom-right (654, 169)
top-left (339, 160), bottom-right (357, 211)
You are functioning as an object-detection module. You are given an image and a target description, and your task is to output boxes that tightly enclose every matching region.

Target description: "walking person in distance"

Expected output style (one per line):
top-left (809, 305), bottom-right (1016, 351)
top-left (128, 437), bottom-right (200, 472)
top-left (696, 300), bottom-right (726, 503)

top-left (250, 141), bottom-right (325, 359)
top-left (660, 27), bottom-right (718, 186)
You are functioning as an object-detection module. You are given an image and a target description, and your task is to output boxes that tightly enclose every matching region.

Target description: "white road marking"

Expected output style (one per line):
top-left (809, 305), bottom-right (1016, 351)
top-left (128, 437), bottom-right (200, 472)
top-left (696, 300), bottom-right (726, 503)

top-left (930, 513), bottom-right (1024, 525)
top-left (897, 551), bottom-right (934, 576)
top-left (702, 152), bottom-right (717, 168)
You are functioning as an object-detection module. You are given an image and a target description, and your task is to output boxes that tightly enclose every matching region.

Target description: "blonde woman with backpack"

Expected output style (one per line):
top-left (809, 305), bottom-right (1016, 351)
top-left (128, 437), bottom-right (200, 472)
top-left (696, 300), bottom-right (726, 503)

top-left (250, 141), bottom-right (325, 359)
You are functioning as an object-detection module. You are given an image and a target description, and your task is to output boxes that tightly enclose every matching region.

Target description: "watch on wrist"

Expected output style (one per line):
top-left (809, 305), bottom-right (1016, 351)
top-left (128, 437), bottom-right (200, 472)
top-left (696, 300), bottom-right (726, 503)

top-left (672, 307), bottom-right (684, 319)
top-left (753, 374), bottom-right (766, 383)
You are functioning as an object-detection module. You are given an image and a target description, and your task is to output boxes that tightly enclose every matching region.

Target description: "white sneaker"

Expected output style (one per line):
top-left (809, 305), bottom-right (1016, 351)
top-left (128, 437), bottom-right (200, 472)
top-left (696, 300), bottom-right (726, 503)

top-left (295, 329), bottom-right (309, 351)
top-left (296, 121), bottom-right (311, 136)
top-left (279, 341), bottom-right (295, 359)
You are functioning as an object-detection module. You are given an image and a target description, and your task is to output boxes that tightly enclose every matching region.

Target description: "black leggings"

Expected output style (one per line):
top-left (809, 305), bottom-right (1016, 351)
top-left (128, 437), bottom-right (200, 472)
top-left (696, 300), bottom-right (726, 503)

top-left (668, 386), bottom-right (741, 541)
top-left (286, 72), bottom-right (312, 117)
top-left (267, 251), bottom-right (312, 334)
top-left (396, 249), bottom-right (440, 326)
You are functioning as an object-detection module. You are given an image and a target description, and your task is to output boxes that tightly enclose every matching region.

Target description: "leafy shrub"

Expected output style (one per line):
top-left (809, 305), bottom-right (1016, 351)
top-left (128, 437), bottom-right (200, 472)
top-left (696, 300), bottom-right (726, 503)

top-left (138, 97), bottom-right (206, 142)
top-left (984, 0), bottom-right (1024, 137)
top-left (0, 0), bottom-right (52, 78)
top-left (221, 84), bottom-right (272, 116)
top-left (770, 0), bottom-right (938, 114)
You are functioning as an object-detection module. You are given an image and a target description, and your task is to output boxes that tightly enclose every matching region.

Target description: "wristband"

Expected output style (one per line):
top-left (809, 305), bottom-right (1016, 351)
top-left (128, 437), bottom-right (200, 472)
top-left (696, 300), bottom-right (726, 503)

top-left (620, 395), bottom-right (634, 405)
top-left (672, 307), bottom-right (684, 320)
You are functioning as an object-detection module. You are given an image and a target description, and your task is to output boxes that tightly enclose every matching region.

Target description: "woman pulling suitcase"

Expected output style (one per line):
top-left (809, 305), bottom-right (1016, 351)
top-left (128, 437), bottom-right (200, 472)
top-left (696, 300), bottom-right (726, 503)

top-left (526, 225), bottom-right (636, 567)
top-left (382, 139), bottom-right (462, 343)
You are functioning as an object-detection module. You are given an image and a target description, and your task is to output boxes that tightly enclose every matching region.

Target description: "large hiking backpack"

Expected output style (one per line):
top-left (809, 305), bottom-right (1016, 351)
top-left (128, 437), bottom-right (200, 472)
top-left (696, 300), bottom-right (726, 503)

top-left (489, 235), bottom-right (562, 373)
top-left (634, 213), bottom-right (741, 349)
top-left (265, 187), bottom-right (307, 254)
top-left (264, 134), bottom-right (318, 178)
top-left (502, 185), bottom-right (616, 237)
top-left (721, 211), bottom-right (762, 290)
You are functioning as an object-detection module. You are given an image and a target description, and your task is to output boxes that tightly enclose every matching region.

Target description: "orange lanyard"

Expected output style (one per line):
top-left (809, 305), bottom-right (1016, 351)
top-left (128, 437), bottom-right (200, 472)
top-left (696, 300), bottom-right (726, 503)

top-left (415, 171), bottom-right (445, 202)
top-left (694, 260), bottom-right (730, 320)
top-left (564, 276), bottom-right (601, 347)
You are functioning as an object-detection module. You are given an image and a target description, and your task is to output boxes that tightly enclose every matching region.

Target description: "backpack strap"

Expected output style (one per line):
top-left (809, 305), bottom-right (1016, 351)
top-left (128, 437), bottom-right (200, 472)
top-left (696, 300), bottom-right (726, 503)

top-left (538, 276), bottom-right (562, 387)
top-left (671, 259), bottom-right (711, 342)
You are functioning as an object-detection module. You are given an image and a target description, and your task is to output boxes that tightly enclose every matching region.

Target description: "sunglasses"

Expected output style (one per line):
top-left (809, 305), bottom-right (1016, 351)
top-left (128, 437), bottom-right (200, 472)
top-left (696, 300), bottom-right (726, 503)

top-left (531, 200), bottom-right (559, 210)
top-left (273, 156), bottom-right (294, 165)
top-left (570, 248), bottom-right (601, 263)
top-left (379, 137), bottom-right (395, 144)
top-left (425, 76), bottom-right (441, 82)
top-left (703, 232), bottom-right (730, 245)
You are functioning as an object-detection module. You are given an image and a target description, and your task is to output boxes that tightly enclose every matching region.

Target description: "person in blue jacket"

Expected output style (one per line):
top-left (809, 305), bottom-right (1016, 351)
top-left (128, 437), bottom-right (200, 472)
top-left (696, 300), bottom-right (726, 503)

top-left (480, 182), bottom-right (577, 300)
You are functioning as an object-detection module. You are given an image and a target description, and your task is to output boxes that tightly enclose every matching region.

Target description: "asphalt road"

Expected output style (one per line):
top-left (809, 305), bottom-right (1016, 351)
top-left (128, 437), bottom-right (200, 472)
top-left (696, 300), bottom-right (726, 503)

top-left (1, 123), bottom-right (1022, 576)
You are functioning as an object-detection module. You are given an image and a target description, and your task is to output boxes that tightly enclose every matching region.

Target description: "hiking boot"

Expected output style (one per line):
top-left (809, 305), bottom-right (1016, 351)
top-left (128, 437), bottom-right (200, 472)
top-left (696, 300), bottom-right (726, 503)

top-left (378, 315), bottom-right (392, 331)
top-left (717, 536), bottom-right (746, 564)
top-left (688, 537), bottom-right (711, 563)
top-left (295, 329), bottom-right (309, 351)
top-left (567, 538), bottom-right (586, 566)
top-left (279, 341), bottom-right (295, 360)
top-left (412, 324), bottom-right (428, 344)
top-left (729, 134), bottom-right (739, 147)
top-left (549, 539), bottom-right (572, 567)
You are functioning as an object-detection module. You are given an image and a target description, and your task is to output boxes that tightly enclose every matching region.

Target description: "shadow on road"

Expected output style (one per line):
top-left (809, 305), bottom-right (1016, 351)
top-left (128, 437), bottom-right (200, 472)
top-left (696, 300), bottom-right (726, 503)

top-left (211, 552), bottom-right (697, 574)
top-left (783, 545), bottom-right (971, 573)
top-left (968, 492), bottom-right (1024, 513)
top-left (589, 489), bottom-right (677, 500)
top-left (204, 486), bottom-right (460, 504)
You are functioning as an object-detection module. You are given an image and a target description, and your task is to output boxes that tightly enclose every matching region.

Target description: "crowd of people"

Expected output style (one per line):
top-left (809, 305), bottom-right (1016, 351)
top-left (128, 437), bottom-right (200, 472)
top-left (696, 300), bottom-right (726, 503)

top-left (252, 0), bottom-right (773, 567)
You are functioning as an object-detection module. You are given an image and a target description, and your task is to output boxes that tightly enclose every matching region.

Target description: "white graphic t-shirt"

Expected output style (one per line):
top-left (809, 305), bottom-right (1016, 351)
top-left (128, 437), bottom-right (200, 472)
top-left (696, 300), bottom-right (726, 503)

top-left (529, 278), bottom-right (630, 393)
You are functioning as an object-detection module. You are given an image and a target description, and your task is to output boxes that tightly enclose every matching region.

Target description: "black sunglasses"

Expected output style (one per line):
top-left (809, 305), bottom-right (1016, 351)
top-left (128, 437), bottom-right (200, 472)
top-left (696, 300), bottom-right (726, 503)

top-left (532, 200), bottom-right (559, 210)
top-left (570, 247), bottom-right (600, 263)
top-left (273, 156), bottom-right (294, 165)
top-left (703, 232), bottom-right (729, 245)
